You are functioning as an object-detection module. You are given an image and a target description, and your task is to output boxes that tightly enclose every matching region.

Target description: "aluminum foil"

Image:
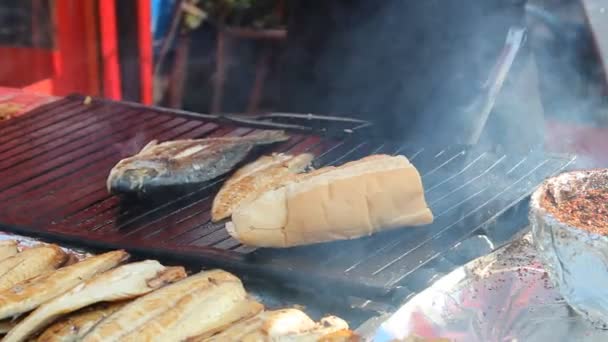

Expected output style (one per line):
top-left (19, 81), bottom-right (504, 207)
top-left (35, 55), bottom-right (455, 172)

top-left (0, 230), bottom-right (91, 260)
top-left (372, 233), bottom-right (608, 342)
top-left (530, 169), bottom-right (608, 328)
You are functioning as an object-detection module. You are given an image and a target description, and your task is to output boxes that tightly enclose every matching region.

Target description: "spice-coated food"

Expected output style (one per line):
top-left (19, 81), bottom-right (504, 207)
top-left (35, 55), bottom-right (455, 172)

top-left (542, 187), bottom-right (608, 236)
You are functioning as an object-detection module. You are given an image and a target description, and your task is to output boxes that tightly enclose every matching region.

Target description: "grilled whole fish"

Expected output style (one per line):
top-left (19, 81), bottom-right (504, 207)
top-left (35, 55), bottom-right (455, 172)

top-left (0, 241), bottom-right (18, 262)
top-left (0, 250), bottom-right (128, 321)
top-left (3, 260), bottom-right (186, 342)
top-left (107, 130), bottom-right (290, 195)
top-left (211, 153), bottom-right (314, 221)
top-left (82, 269), bottom-right (262, 342)
top-left (36, 301), bottom-right (128, 342)
top-left (0, 245), bottom-right (67, 292)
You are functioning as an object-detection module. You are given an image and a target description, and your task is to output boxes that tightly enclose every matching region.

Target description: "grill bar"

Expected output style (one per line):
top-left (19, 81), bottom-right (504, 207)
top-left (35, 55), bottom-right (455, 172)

top-left (0, 98), bottom-right (78, 141)
top-left (0, 95), bottom-right (574, 300)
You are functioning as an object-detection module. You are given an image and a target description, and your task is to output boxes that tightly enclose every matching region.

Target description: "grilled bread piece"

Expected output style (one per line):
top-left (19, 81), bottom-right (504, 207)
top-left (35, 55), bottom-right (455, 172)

top-left (227, 154), bottom-right (434, 247)
top-left (3, 260), bottom-right (186, 342)
top-left (36, 301), bottom-right (128, 342)
top-left (199, 309), bottom-right (353, 342)
top-left (0, 241), bottom-right (18, 261)
top-left (211, 153), bottom-right (313, 221)
top-left (0, 245), bottom-right (67, 291)
top-left (82, 269), bottom-right (262, 342)
top-left (0, 250), bottom-right (128, 320)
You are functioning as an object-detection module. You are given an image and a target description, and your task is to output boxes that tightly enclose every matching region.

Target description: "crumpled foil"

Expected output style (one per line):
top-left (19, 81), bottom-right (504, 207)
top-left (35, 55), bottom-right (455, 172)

top-left (372, 233), bottom-right (608, 342)
top-left (530, 169), bottom-right (608, 328)
top-left (0, 230), bottom-right (91, 260)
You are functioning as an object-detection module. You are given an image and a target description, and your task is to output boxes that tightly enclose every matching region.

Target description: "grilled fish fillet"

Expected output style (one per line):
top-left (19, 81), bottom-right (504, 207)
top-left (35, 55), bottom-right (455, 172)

top-left (122, 298), bottom-right (262, 342)
top-left (211, 153), bottom-right (314, 221)
top-left (3, 260), bottom-right (186, 342)
top-left (316, 329), bottom-right (361, 342)
top-left (0, 250), bottom-right (129, 320)
top-left (277, 316), bottom-right (352, 341)
top-left (198, 308), bottom-right (316, 341)
top-left (0, 245), bottom-right (67, 292)
top-left (107, 130), bottom-right (290, 195)
top-left (0, 319), bottom-right (17, 334)
top-left (36, 301), bottom-right (128, 342)
top-left (0, 241), bottom-right (18, 261)
top-left (82, 269), bottom-right (262, 342)
top-left (199, 309), bottom-right (352, 342)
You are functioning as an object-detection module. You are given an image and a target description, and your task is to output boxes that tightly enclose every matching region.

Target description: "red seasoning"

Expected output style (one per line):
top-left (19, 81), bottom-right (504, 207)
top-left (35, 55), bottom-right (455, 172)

top-left (542, 187), bottom-right (608, 236)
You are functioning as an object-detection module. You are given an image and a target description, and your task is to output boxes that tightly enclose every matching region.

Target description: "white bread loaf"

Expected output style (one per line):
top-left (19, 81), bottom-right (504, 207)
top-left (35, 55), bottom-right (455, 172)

top-left (226, 154), bottom-right (433, 248)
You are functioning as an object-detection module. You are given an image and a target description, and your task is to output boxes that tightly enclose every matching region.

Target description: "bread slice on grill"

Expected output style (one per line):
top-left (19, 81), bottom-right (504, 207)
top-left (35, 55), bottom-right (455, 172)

top-left (227, 154), bottom-right (433, 248)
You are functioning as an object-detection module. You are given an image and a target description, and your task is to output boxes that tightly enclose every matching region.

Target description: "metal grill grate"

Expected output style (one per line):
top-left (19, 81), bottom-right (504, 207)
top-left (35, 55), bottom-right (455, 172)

top-left (0, 95), bottom-right (575, 300)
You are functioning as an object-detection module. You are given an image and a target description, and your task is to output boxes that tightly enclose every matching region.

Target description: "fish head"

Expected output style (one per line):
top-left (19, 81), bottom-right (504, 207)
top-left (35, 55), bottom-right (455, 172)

top-left (107, 159), bottom-right (168, 194)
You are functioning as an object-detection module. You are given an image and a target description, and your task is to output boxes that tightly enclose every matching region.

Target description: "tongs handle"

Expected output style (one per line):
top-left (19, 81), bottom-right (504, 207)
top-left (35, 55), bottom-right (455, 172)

top-left (243, 112), bottom-right (370, 123)
top-left (466, 26), bottom-right (527, 144)
top-left (105, 95), bottom-right (373, 136)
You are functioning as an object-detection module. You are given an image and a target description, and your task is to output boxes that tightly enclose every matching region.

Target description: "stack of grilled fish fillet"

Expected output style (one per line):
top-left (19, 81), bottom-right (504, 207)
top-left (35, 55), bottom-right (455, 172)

top-left (0, 241), bottom-right (357, 342)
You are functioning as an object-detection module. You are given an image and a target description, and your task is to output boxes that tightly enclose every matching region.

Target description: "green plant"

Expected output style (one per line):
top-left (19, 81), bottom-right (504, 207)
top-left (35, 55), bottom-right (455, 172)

top-left (184, 0), bottom-right (284, 30)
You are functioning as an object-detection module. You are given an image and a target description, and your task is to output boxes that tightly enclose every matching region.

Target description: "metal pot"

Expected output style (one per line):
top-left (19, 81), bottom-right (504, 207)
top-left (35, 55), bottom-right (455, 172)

top-left (530, 169), bottom-right (608, 328)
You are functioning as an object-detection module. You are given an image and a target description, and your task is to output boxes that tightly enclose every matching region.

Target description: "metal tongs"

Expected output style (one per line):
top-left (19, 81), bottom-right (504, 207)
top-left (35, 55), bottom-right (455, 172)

top-left (219, 112), bottom-right (373, 135)
top-left (465, 26), bottom-right (527, 144)
top-left (116, 99), bottom-right (373, 136)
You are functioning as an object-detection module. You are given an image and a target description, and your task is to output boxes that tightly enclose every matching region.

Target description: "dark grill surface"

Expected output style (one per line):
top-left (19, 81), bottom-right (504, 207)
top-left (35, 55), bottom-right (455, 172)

top-left (0, 95), bottom-right (575, 301)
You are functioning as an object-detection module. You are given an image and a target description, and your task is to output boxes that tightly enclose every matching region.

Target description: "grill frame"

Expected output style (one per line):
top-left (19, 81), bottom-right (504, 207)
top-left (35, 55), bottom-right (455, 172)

top-left (0, 94), bottom-right (576, 302)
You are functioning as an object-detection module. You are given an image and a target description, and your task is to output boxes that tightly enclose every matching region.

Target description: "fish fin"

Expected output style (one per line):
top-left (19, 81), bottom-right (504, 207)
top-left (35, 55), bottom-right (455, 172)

top-left (140, 140), bottom-right (159, 153)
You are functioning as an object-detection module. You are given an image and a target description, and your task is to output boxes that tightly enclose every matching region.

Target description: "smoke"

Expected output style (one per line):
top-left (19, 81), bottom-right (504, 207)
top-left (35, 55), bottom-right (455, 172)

top-left (276, 0), bottom-right (606, 163)
top-left (526, 0), bottom-right (607, 167)
top-left (113, 131), bottom-right (148, 158)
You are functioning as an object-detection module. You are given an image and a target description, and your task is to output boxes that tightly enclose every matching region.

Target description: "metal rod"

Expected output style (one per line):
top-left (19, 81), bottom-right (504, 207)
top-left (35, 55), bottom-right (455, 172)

top-left (466, 27), bottom-right (527, 145)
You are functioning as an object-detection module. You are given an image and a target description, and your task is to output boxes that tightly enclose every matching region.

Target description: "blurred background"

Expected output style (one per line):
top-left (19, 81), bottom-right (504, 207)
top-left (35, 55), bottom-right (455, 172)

top-left (1, 0), bottom-right (608, 164)
top-left (0, 0), bottom-right (289, 111)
